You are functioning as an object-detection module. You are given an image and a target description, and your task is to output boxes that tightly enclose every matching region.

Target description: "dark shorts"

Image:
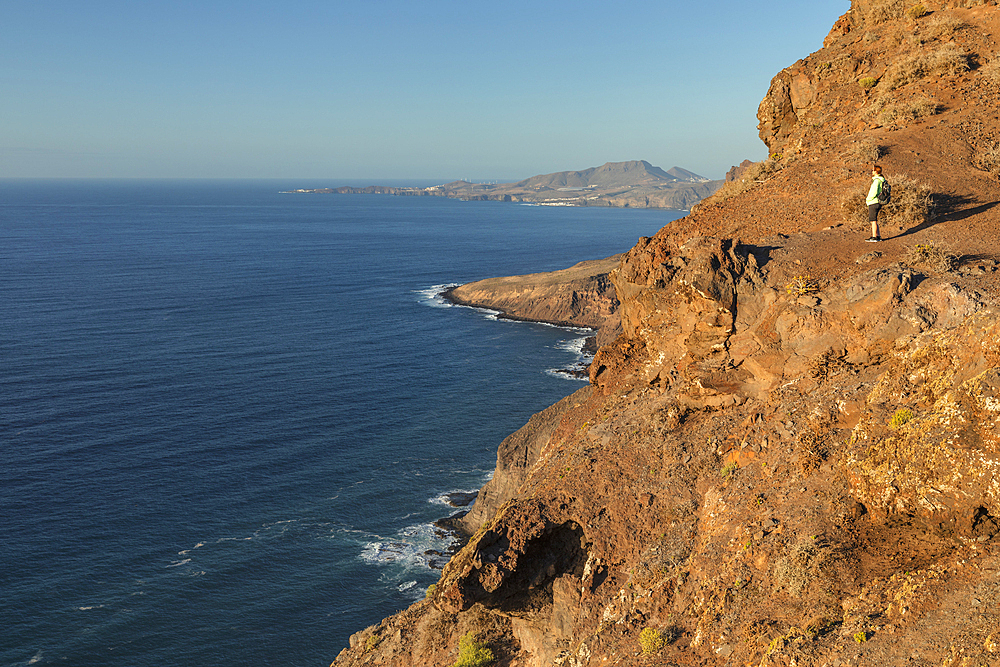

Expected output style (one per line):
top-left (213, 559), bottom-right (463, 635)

top-left (868, 203), bottom-right (882, 222)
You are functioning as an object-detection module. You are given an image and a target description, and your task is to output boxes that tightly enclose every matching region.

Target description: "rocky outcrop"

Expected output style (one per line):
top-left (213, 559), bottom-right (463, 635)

top-left (446, 257), bottom-right (620, 330)
top-left (446, 256), bottom-right (623, 347)
top-left (331, 3), bottom-right (1000, 666)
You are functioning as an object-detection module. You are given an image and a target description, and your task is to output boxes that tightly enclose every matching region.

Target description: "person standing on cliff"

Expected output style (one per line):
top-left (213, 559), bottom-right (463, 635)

top-left (865, 165), bottom-right (886, 242)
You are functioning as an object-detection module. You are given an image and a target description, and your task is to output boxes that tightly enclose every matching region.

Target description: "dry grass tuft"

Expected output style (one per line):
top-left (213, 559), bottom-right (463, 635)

top-left (905, 242), bottom-right (959, 272)
top-left (705, 159), bottom-right (779, 203)
top-left (921, 15), bottom-right (968, 41)
top-left (841, 174), bottom-right (932, 230)
top-left (865, 0), bottom-right (909, 23)
top-left (846, 139), bottom-right (885, 164)
top-left (974, 140), bottom-right (1000, 177)
top-left (981, 58), bottom-right (1000, 85)
top-left (882, 45), bottom-right (970, 91)
top-left (774, 540), bottom-right (821, 596)
top-left (875, 96), bottom-right (942, 127)
top-left (906, 3), bottom-right (928, 19)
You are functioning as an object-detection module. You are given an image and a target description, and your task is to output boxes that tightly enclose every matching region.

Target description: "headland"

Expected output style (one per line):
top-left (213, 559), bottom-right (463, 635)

top-left (288, 161), bottom-right (722, 210)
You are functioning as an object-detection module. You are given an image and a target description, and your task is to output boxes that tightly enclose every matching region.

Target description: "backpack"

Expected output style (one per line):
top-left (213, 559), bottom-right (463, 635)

top-left (877, 179), bottom-right (891, 204)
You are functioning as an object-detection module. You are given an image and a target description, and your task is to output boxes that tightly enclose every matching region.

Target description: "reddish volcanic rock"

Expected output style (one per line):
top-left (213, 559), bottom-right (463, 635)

top-left (332, 3), bottom-right (1000, 666)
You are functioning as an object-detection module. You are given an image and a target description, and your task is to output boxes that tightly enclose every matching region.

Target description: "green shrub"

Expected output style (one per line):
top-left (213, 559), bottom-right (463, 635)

top-left (453, 632), bottom-right (494, 667)
top-left (907, 3), bottom-right (928, 19)
top-left (889, 408), bottom-right (914, 429)
top-left (786, 275), bottom-right (819, 296)
top-left (640, 627), bottom-right (667, 655)
top-left (859, 76), bottom-right (878, 89)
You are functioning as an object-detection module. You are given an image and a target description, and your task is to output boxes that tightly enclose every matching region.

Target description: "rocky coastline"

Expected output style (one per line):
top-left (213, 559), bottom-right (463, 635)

top-left (332, 3), bottom-right (1000, 665)
top-left (287, 161), bottom-right (723, 211)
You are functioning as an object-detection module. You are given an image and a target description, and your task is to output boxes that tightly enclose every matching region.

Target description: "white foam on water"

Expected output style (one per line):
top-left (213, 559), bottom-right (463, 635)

top-left (27, 651), bottom-right (43, 665)
top-left (429, 488), bottom-right (479, 507)
top-left (413, 284), bottom-right (459, 309)
top-left (397, 580), bottom-right (417, 592)
top-left (546, 333), bottom-right (594, 382)
top-left (545, 368), bottom-right (590, 382)
top-left (554, 336), bottom-right (587, 354)
top-left (414, 283), bottom-right (503, 320)
top-left (166, 558), bottom-right (191, 568)
top-left (358, 521), bottom-right (458, 572)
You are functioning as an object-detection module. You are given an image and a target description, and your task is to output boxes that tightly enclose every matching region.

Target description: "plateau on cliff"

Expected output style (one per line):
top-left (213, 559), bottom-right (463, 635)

top-left (332, 2), bottom-right (1000, 666)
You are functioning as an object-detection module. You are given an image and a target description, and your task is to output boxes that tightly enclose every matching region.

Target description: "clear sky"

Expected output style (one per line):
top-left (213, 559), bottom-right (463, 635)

top-left (2, 1), bottom-right (849, 182)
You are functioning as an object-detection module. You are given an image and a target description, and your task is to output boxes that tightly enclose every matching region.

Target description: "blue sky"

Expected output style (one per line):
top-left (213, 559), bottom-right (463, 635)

top-left (1, 1), bottom-right (848, 181)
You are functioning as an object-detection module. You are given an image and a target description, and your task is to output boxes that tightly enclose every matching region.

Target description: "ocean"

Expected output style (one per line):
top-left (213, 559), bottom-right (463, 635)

top-left (0, 179), bottom-right (684, 667)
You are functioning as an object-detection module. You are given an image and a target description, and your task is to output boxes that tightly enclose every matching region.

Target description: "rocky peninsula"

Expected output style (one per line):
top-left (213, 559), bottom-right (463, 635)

top-left (290, 161), bottom-right (722, 210)
top-left (443, 255), bottom-right (622, 349)
top-left (332, 2), bottom-right (1000, 665)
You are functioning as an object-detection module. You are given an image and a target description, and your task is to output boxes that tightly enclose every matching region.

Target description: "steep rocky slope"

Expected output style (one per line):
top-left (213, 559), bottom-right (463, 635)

top-left (332, 2), bottom-right (1000, 666)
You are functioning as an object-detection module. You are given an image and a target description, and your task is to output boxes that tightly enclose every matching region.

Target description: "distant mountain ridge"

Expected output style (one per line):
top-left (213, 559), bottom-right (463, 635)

top-left (289, 160), bottom-right (721, 210)
top-left (515, 160), bottom-right (710, 189)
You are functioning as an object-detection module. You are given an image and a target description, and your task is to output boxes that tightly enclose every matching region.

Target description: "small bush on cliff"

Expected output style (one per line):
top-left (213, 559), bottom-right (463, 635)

top-left (882, 45), bottom-right (970, 91)
top-left (921, 15), bottom-right (968, 42)
top-left (889, 408), bottom-right (914, 429)
top-left (907, 4), bottom-right (928, 19)
top-left (846, 139), bottom-right (885, 163)
top-left (841, 174), bottom-right (932, 230)
top-left (876, 96), bottom-right (942, 127)
top-left (982, 57), bottom-right (1000, 84)
top-left (864, 0), bottom-right (909, 23)
top-left (639, 627), bottom-right (667, 655)
top-left (785, 275), bottom-right (819, 296)
top-left (905, 242), bottom-right (958, 272)
top-left (974, 140), bottom-right (1000, 177)
top-left (859, 76), bottom-right (878, 89)
top-left (453, 632), bottom-right (494, 667)
top-left (707, 159), bottom-right (779, 203)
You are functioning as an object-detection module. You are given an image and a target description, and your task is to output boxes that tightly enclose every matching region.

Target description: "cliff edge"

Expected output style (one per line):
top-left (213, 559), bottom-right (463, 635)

top-left (332, 2), bottom-right (1000, 665)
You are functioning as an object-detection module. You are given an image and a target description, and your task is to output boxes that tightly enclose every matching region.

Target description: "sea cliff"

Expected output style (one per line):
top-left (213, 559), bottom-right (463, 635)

top-left (332, 2), bottom-right (1000, 665)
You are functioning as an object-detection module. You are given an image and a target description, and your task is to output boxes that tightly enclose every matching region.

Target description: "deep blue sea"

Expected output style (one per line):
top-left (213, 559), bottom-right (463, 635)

top-left (0, 179), bottom-right (683, 667)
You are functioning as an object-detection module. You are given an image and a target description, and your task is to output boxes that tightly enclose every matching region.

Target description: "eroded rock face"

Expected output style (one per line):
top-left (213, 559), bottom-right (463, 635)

top-left (335, 229), bottom-right (999, 666)
top-left (845, 314), bottom-right (1000, 526)
top-left (331, 2), bottom-right (1000, 664)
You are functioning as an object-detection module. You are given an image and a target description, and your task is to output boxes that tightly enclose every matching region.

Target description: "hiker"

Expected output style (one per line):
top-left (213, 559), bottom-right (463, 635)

top-left (865, 165), bottom-right (887, 242)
